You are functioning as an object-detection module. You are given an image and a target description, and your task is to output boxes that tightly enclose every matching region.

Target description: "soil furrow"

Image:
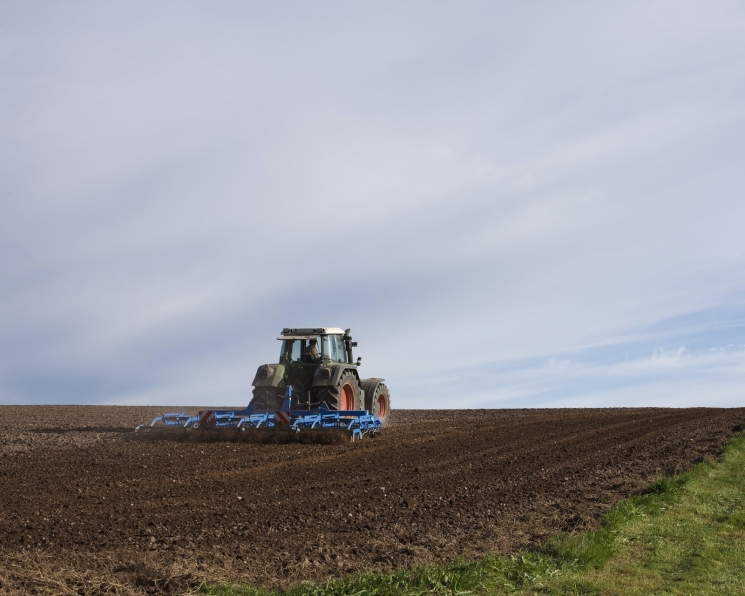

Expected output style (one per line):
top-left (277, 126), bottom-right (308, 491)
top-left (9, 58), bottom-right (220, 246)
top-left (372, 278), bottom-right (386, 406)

top-left (0, 406), bottom-right (743, 594)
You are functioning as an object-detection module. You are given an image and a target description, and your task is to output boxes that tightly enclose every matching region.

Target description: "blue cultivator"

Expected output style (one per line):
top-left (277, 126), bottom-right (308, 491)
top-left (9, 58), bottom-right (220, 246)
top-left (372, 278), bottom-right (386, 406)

top-left (135, 388), bottom-right (382, 442)
top-left (237, 407), bottom-right (382, 441)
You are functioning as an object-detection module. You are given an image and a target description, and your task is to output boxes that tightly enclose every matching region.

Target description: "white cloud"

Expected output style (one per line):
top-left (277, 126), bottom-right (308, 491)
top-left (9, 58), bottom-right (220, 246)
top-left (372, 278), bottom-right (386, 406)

top-left (1, 1), bottom-right (745, 407)
top-left (605, 346), bottom-right (745, 375)
top-left (395, 344), bottom-right (745, 410)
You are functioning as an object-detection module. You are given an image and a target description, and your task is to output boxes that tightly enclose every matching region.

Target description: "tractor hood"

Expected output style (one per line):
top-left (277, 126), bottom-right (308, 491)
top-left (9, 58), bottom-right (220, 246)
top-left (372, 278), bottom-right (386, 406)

top-left (252, 363), bottom-right (286, 388)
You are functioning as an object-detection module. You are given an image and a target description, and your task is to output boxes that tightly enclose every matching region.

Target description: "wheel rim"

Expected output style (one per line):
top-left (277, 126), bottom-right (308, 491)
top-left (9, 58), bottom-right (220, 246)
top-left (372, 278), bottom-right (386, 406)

top-left (376, 392), bottom-right (387, 419)
top-left (341, 383), bottom-right (355, 410)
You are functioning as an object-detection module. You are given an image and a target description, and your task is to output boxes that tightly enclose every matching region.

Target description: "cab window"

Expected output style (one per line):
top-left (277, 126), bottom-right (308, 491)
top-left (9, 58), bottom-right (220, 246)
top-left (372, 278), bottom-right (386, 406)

top-left (321, 336), bottom-right (332, 360)
top-left (312, 335), bottom-right (346, 363)
top-left (334, 335), bottom-right (347, 363)
top-left (280, 339), bottom-right (304, 362)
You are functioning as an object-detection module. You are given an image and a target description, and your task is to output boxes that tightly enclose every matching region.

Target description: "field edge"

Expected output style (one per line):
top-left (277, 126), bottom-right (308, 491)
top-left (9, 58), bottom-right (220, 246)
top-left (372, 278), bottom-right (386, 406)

top-left (200, 430), bottom-right (745, 596)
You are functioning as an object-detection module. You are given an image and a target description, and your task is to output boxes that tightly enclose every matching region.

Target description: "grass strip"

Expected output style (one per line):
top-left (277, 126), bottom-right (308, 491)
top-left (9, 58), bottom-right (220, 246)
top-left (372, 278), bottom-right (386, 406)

top-left (201, 432), bottom-right (745, 596)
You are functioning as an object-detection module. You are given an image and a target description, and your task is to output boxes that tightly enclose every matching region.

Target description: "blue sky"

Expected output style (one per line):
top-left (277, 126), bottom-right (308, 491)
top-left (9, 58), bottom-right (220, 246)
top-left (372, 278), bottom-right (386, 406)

top-left (1, 1), bottom-right (744, 408)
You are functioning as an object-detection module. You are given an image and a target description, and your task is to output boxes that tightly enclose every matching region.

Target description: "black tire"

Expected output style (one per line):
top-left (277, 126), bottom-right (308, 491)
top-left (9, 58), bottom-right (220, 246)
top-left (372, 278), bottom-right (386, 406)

top-left (362, 380), bottom-right (390, 427)
top-left (313, 370), bottom-right (362, 411)
top-left (249, 387), bottom-right (283, 411)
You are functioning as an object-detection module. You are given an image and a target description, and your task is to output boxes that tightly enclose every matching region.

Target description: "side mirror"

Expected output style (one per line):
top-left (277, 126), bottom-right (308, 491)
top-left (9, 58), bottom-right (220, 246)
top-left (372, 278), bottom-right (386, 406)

top-left (356, 357), bottom-right (362, 367)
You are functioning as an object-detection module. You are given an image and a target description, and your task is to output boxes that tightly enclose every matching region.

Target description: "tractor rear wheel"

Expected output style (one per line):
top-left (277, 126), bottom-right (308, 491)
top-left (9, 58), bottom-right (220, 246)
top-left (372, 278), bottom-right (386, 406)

top-left (362, 380), bottom-right (390, 427)
top-left (314, 371), bottom-right (362, 411)
top-left (249, 387), bottom-right (282, 411)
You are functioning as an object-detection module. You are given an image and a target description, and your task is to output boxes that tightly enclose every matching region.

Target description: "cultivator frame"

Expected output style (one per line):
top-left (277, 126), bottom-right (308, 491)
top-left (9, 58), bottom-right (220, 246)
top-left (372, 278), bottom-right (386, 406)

top-left (136, 388), bottom-right (382, 442)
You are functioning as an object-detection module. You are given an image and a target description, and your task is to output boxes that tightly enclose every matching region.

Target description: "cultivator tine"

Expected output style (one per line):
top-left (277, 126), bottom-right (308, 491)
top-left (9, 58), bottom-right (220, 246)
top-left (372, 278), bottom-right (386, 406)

top-left (154, 412), bottom-right (192, 426)
top-left (237, 412), bottom-right (274, 429)
top-left (290, 412), bottom-right (322, 430)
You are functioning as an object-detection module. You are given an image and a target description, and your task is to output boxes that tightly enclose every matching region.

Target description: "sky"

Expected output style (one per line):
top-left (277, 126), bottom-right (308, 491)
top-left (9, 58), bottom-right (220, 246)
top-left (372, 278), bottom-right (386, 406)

top-left (1, 1), bottom-right (744, 409)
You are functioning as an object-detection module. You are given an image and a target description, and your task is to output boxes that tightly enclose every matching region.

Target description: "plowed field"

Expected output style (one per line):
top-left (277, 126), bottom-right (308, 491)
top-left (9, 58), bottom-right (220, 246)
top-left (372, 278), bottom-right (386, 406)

top-left (1, 406), bottom-right (743, 594)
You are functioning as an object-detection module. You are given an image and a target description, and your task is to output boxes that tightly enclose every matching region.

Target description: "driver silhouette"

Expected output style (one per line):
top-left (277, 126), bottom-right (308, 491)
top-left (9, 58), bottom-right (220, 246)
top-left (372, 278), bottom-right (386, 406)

top-left (303, 338), bottom-right (320, 361)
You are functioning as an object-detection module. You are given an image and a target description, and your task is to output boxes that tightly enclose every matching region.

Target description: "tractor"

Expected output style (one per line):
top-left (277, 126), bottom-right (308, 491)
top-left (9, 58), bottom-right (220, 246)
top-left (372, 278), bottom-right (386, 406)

top-left (249, 327), bottom-right (390, 426)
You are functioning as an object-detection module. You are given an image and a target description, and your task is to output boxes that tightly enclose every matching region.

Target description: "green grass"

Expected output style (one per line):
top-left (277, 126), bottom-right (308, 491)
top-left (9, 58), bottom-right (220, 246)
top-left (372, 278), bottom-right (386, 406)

top-left (200, 433), bottom-right (745, 596)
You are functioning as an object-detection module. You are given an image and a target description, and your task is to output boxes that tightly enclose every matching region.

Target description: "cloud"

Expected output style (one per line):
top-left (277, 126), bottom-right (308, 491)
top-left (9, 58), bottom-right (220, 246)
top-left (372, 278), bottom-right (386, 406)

top-left (1, 1), bottom-right (744, 407)
top-left (397, 343), bottom-right (745, 410)
top-left (606, 346), bottom-right (745, 375)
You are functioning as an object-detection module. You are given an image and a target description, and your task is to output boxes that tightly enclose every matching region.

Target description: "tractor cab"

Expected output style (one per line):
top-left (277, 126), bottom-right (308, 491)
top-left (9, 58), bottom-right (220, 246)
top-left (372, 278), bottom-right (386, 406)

top-left (272, 328), bottom-right (357, 408)
top-left (279, 330), bottom-right (351, 365)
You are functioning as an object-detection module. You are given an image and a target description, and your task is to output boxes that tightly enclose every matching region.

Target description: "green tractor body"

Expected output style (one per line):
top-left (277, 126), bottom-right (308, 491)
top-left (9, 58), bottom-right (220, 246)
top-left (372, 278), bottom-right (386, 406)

top-left (250, 327), bottom-right (390, 426)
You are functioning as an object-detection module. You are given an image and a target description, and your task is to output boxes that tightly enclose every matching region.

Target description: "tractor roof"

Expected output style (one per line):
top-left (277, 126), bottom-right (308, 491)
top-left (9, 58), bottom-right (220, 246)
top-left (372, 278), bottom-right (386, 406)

top-left (279, 327), bottom-right (346, 340)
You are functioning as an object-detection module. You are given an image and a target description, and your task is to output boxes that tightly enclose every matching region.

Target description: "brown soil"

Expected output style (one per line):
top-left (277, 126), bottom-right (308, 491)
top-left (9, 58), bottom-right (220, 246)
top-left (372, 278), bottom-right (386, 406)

top-left (1, 406), bottom-right (743, 594)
